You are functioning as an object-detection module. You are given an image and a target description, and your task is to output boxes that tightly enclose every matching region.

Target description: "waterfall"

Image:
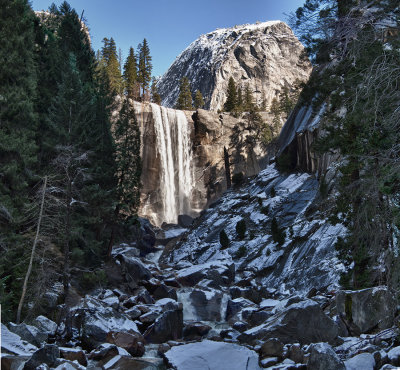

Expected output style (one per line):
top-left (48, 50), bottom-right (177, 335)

top-left (151, 103), bottom-right (193, 224)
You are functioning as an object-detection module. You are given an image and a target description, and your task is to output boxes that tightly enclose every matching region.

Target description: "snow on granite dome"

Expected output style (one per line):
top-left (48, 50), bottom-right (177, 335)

top-left (157, 21), bottom-right (311, 111)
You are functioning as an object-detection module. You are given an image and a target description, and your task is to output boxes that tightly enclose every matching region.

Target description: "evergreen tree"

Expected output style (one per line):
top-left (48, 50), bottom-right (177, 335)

top-left (100, 37), bottom-right (123, 95)
top-left (0, 0), bottom-right (38, 321)
top-left (236, 87), bottom-right (244, 113)
top-left (176, 77), bottom-right (193, 110)
top-left (194, 89), bottom-right (205, 109)
top-left (151, 77), bottom-right (161, 105)
top-left (123, 47), bottom-right (138, 99)
top-left (224, 77), bottom-right (237, 112)
top-left (108, 99), bottom-right (141, 256)
top-left (137, 38), bottom-right (153, 99)
top-left (243, 85), bottom-right (255, 112)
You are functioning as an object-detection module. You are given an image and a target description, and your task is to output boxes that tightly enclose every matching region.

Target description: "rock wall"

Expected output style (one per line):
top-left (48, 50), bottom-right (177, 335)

top-left (157, 21), bottom-right (311, 112)
top-left (134, 102), bottom-right (268, 226)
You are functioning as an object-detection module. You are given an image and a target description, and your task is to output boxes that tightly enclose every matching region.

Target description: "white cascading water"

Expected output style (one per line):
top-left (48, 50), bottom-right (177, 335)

top-left (151, 103), bottom-right (193, 224)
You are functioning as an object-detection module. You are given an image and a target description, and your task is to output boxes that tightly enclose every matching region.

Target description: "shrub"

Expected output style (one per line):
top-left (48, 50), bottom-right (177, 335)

top-left (261, 205), bottom-right (269, 216)
top-left (235, 245), bottom-right (247, 259)
top-left (220, 229), bottom-right (230, 249)
top-left (236, 219), bottom-right (246, 240)
top-left (232, 172), bottom-right (245, 187)
top-left (271, 217), bottom-right (286, 246)
top-left (80, 270), bottom-right (107, 291)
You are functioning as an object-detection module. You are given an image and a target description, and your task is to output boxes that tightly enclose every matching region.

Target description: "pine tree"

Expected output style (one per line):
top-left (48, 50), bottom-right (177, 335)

top-left (100, 37), bottom-right (123, 95)
top-left (176, 77), bottom-right (194, 110)
top-left (236, 87), bottom-right (244, 113)
top-left (123, 47), bottom-right (138, 99)
top-left (151, 77), bottom-right (161, 105)
top-left (194, 90), bottom-right (205, 109)
top-left (107, 98), bottom-right (141, 256)
top-left (243, 85), bottom-right (255, 112)
top-left (137, 38), bottom-right (153, 99)
top-left (224, 77), bottom-right (237, 112)
top-left (0, 0), bottom-right (38, 321)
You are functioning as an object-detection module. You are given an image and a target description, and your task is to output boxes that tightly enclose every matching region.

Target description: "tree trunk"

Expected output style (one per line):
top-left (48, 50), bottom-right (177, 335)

top-left (16, 176), bottom-right (47, 323)
top-left (224, 146), bottom-right (231, 189)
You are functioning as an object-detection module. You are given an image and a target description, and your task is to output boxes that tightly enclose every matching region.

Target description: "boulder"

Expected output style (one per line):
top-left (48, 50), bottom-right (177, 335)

top-left (388, 346), bottom-right (400, 366)
top-left (59, 347), bottom-right (87, 366)
top-left (152, 284), bottom-right (178, 301)
top-left (1, 355), bottom-right (31, 370)
top-left (176, 261), bottom-right (235, 288)
top-left (307, 343), bottom-right (345, 370)
top-left (183, 322), bottom-right (211, 340)
top-left (1, 324), bottom-right (37, 356)
top-left (32, 316), bottom-right (57, 334)
top-left (164, 340), bottom-right (262, 370)
top-left (260, 357), bottom-right (279, 367)
top-left (178, 214), bottom-right (193, 228)
top-left (115, 254), bottom-right (152, 289)
top-left (188, 289), bottom-right (225, 321)
top-left (344, 353), bottom-right (375, 370)
top-left (23, 344), bottom-right (60, 370)
top-left (260, 338), bottom-right (284, 358)
top-left (336, 287), bottom-right (396, 334)
top-left (239, 300), bottom-right (339, 345)
top-left (288, 343), bottom-right (304, 364)
top-left (144, 309), bottom-right (183, 343)
top-left (8, 322), bottom-right (48, 347)
top-left (101, 355), bottom-right (162, 370)
top-left (106, 331), bottom-right (145, 357)
top-left (226, 298), bottom-right (256, 322)
top-left (79, 297), bottom-right (140, 349)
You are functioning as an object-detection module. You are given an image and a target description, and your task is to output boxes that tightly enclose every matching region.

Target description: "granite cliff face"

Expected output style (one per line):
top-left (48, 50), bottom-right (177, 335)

top-left (157, 21), bottom-right (311, 111)
top-left (134, 102), bottom-right (268, 226)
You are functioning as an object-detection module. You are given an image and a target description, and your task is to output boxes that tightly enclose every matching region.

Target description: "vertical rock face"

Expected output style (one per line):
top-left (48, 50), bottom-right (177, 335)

top-left (157, 21), bottom-right (311, 111)
top-left (135, 102), bottom-right (268, 226)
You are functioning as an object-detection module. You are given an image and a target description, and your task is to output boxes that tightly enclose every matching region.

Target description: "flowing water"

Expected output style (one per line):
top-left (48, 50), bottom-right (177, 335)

top-left (151, 104), bottom-right (193, 224)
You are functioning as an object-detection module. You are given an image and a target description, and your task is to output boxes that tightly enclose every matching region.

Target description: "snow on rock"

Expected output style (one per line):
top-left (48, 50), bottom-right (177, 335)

top-left (344, 352), bottom-right (375, 370)
top-left (157, 21), bottom-right (311, 111)
top-left (164, 340), bottom-right (261, 370)
top-left (1, 324), bottom-right (38, 356)
top-left (165, 163), bottom-right (346, 295)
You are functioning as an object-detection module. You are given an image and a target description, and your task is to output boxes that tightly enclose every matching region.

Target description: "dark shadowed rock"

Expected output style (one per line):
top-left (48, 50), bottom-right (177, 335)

top-left (101, 355), bottom-right (163, 370)
top-left (116, 255), bottom-right (152, 289)
top-left (238, 300), bottom-right (339, 345)
top-left (178, 214), bottom-right (193, 228)
top-left (60, 347), bottom-right (87, 366)
top-left (189, 289), bottom-right (225, 321)
top-left (260, 338), bottom-right (284, 358)
top-left (183, 322), bottom-right (211, 340)
top-left (336, 287), bottom-right (396, 334)
top-left (23, 344), bottom-right (60, 370)
top-left (144, 309), bottom-right (183, 344)
top-left (307, 343), bottom-right (345, 370)
top-left (8, 323), bottom-right (48, 348)
top-left (106, 331), bottom-right (145, 357)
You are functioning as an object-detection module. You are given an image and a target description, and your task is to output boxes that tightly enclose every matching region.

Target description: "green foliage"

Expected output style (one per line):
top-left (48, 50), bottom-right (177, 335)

top-left (99, 37), bottom-right (123, 95)
top-left (194, 89), bottom-right (205, 109)
top-left (224, 77), bottom-right (237, 112)
top-left (123, 47), bottom-right (138, 99)
top-left (176, 77), bottom-right (193, 110)
top-left (80, 269), bottom-right (108, 291)
top-left (232, 172), bottom-right (245, 187)
top-left (151, 77), bottom-right (161, 104)
top-left (235, 245), bottom-right (247, 259)
top-left (219, 229), bottom-right (230, 249)
top-left (137, 38), bottom-right (152, 99)
top-left (236, 219), bottom-right (246, 240)
top-left (271, 217), bottom-right (286, 246)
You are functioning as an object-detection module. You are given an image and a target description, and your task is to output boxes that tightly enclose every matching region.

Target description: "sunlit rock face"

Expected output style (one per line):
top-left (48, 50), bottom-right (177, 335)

top-left (157, 21), bottom-right (311, 111)
top-left (135, 102), bottom-right (268, 226)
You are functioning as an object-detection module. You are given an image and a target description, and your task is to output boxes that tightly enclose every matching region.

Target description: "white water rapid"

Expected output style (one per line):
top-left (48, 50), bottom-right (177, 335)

top-left (150, 103), bottom-right (193, 224)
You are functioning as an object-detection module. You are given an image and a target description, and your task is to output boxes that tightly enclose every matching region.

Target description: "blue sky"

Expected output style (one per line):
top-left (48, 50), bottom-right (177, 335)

top-left (31, 0), bottom-right (305, 76)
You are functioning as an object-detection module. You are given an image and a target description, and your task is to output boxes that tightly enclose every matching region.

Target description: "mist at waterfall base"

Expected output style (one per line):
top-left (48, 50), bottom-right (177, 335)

top-left (141, 103), bottom-right (194, 226)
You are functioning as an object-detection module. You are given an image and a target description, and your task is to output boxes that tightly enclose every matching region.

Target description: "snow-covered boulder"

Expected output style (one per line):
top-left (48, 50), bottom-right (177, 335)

top-left (388, 346), bottom-right (400, 366)
top-left (8, 322), bottom-right (48, 347)
top-left (24, 344), bottom-right (60, 370)
top-left (164, 340), bottom-right (262, 370)
top-left (344, 352), bottom-right (375, 370)
top-left (307, 343), bottom-right (345, 370)
top-left (1, 323), bottom-right (37, 355)
top-left (32, 315), bottom-right (57, 334)
top-left (144, 308), bottom-right (183, 344)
